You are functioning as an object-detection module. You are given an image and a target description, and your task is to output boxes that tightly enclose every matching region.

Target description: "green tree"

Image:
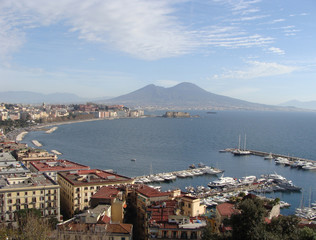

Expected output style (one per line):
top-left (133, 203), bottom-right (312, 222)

top-left (230, 198), bottom-right (267, 240)
top-left (267, 215), bottom-right (300, 239)
top-left (298, 227), bottom-right (316, 240)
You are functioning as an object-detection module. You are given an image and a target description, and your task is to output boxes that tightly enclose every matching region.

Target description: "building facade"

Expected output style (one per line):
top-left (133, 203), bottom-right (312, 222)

top-left (0, 173), bottom-right (61, 224)
top-left (58, 169), bottom-right (134, 218)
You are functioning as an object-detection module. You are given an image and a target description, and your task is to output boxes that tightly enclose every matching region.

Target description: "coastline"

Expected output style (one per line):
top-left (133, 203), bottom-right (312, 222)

top-left (12, 117), bottom-right (118, 143)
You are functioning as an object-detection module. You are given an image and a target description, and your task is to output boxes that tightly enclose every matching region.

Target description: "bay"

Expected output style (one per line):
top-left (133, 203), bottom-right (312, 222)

top-left (22, 111), bottom-right (316, 215)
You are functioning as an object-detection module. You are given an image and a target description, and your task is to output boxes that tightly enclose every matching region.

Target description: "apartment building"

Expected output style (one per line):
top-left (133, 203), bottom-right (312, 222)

top-left (14, 148), bottom-right (57, 168)
top-left (0, 173), bottom-right (61, 224)
top-left (58, 169), bottom-right (134, 218)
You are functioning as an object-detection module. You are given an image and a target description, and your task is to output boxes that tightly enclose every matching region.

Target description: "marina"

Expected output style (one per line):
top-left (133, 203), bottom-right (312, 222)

top-left (134, 166), bottom-right (223, 184)
top-left (223, 148), bottom-right (316, 170)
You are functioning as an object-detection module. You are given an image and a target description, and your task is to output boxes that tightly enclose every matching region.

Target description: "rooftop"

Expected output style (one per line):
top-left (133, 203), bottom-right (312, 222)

top-left (91, 186), bottom-right (121, 200)
top-left (29, 159), bottom-right (90, 172)
top-left (0, 161), bottom-right (30, 175)
top-left (0, 172), bottom-right (59, 190)
top-left (106, 223), bottom-right (133, 234)
top-left (136, 184), bottom-right (170, 198)
top-left (0, 152), bottom-right (17, 162)
top-left (58, 169), bottom-right (132, 186)
top-left (217, 203), bottom-right (238, 217)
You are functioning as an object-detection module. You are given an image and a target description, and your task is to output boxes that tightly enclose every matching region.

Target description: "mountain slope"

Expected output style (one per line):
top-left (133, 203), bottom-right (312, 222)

top-left (103, 82), bottom-right (276, 110)
top-left (279, 100), bottom-right (316, 110)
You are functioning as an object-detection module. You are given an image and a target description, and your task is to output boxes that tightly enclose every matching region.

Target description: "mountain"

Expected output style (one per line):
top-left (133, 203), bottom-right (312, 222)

top-left (0, 91), bottom-right (87, 104)
top-left (279, 100), bottom-right (316, 110)
top-left (102, 82), bottom-right (281, 110)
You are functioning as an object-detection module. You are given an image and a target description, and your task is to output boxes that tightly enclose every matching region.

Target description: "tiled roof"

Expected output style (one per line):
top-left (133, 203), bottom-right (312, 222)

top-left (217, 203), bottom-right (237, 217)
top-left (136, 185), bottom-right (170, 198)
top-left (30, 159), bottom-right (90, 172)
top-left (91, 186), bottom-right (120, 199)
top-left (106, 223), bottom-right (132, 234)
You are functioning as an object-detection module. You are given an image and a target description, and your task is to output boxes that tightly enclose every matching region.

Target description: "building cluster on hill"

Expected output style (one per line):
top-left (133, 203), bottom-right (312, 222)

top-left (0, 102), bottom-right (144, 123)
top-left (1, 141), bottom-right (316, 239)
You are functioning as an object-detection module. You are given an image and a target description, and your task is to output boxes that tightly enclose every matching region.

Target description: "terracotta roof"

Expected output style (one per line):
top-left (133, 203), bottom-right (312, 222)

top-left (30, 159), bottom-right (90, 172)
top-left (217, 203), bottom-right (237, 217)
top-left (91, 186), bottom-right (120, 199)
top-left (136, 185), bottom-right (170, 198)
top-left (99, 215), bottom-right (111, 224)
top-left (106, 223), bottom-right (132, 234)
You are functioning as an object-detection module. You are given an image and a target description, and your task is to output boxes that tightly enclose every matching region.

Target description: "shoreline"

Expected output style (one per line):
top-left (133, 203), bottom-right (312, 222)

top-left (12, 117), bottom-right (130, 143)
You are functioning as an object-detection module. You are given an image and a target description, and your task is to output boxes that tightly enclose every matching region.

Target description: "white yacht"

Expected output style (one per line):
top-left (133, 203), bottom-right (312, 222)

top-left (203, 166), bottom-right (223, 175)
top-left (208, 174), bottom-right (237, 188)
top-left (274, 157), bottom-right (290, 165)
top-left (302, 162), bottom-right (316, 170)
top-left (239, 175), bottom-right (257, 185)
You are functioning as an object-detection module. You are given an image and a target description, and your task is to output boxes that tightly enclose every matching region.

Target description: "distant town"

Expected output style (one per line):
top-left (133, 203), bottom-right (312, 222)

top-left (0, 102), bottom-right (315, 240)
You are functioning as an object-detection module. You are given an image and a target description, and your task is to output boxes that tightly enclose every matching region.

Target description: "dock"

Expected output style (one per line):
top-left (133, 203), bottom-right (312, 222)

top-left (46, 127), bottom-right (58, 134)
top-left (32, 140), bottom-right (42, 147)
top-left (225, 148), bottom-right (316, 165)
top-left (51, 150), bottom-right (62, 155)
top-left (134, 166), bottom-right (223, 184)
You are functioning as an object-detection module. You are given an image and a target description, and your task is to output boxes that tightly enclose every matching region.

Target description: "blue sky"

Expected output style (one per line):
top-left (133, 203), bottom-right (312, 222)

top-left (1, 0), bottom-right (315, 104)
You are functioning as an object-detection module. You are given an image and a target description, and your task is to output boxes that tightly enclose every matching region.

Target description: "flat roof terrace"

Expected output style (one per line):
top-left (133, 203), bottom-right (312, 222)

top-left (58, 169), bottom-right (133, 186)
top-left (30, 159), bottom-right (90, 172)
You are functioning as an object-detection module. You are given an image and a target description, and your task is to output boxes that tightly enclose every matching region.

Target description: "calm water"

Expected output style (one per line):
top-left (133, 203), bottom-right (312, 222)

top-left (22, 111), bottom-right (316, 215)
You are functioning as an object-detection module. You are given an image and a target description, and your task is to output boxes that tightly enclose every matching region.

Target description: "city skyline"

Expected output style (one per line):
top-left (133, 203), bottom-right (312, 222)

top-left (1, 0), bottom-right (316, 105)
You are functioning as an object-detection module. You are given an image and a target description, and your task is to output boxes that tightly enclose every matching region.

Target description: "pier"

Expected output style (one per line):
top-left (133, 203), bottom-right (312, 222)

top-left (224, 148), bottom-right (316, 165)
top-left (51, 150), bottom-right (62, 155)
top-left (31, 140), bottom-right (42, 147)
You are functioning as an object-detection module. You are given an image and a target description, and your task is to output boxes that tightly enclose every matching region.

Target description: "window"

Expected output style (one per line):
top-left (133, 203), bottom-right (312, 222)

top-left (121, 238), bottom-right (125, 240)
top-left (17, 192), bottom-right (20, 196)
top-left (163, 231), bottom-right (167, 237)
top-left (173, 231), bottom-right (177, 238)
top-left (188, 203), bottom-right (191, 208)
top-left (8, 193), bottom-right (11, 197)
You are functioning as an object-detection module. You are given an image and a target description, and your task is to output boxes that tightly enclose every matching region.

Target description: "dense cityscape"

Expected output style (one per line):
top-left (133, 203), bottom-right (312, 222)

top-left (0, 102), bottom-right (315, 240)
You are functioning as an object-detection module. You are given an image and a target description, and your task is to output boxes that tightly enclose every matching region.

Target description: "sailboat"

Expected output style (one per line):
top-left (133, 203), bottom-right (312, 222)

top-left (233, 134), bottom-right (251, 156)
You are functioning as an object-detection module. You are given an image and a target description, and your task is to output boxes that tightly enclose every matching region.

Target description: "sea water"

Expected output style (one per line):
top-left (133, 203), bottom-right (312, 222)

top-left (22, 111), bottom-right (316, 215)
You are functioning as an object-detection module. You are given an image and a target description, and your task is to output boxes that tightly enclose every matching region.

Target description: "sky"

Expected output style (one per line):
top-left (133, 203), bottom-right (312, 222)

top-left (0, 0), bottom-right (316, 105)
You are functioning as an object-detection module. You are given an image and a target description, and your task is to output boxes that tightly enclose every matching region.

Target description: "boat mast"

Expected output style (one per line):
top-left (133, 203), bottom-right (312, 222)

top-left (238, 135), bottom-right (241, 150)
top-left (244, 134), bottom-right (247, 151)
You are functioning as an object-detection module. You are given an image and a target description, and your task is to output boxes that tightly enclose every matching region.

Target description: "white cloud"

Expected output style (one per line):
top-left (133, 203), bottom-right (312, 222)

top-left (0, 0), bottom-right (284, 62)
top-left (0, 0), bottom-right (195, 61)
top-left (213, 61), bottom-right (299, 80)
top-left (268, 47), bottom-right (285, 55)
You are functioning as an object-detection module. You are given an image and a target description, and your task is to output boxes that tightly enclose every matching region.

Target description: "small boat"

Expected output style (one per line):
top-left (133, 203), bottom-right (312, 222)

top-left (264, 153), bottom-right (273, 160)
top-left (131, 158), bottom-right (136, 162)
top-left (189, 164), bottom-right (196, 169)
